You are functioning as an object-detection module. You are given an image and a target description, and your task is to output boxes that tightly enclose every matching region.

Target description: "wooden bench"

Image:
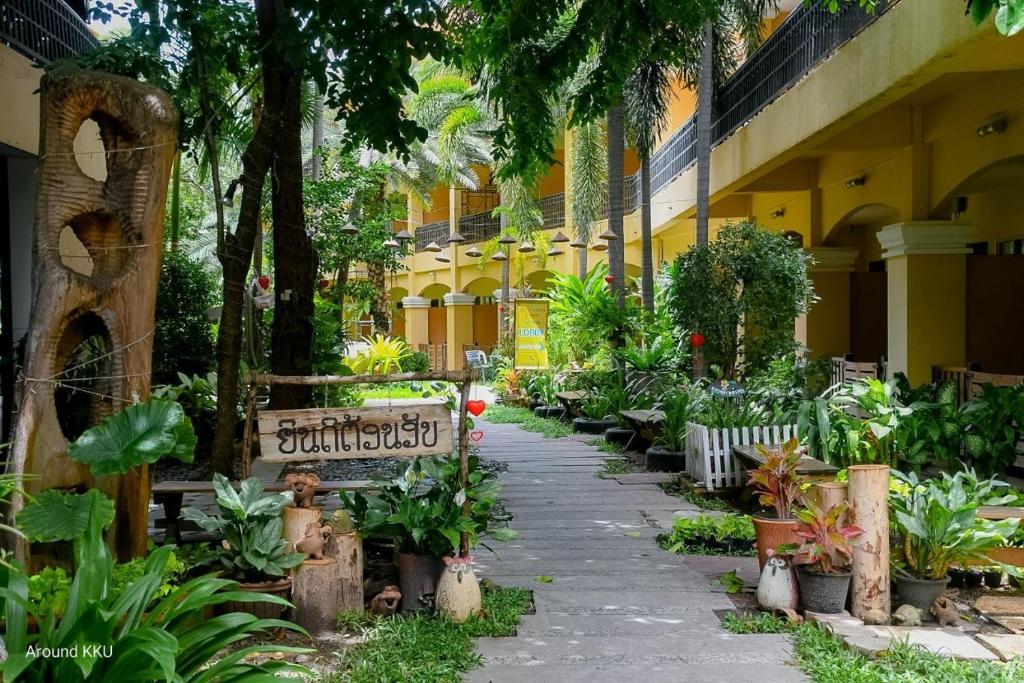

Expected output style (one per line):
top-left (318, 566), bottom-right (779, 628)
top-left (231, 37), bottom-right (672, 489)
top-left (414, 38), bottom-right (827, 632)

top-left (619, 409), bottom-right (666, 443)
top-left (972, 506), bottom-right (1024, 568)
top-left (555, 390), bottom-right (589, 418)
top-left (153, 479), bottom-right (374, 544)
top-left (732, 443), bottom-right (839, 481)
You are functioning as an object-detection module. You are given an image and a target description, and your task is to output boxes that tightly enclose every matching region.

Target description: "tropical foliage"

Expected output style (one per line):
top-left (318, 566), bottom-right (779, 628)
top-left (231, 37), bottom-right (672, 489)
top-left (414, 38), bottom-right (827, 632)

top-left (784, 501), bottom-right (863, 575)
top-left (749, 438), bottom-right (804, 520)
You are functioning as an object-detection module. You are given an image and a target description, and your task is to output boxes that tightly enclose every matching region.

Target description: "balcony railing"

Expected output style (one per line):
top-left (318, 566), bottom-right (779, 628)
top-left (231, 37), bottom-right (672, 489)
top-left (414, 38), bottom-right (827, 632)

top-left (1, 0), bottom-right (98, 64)
top-left (624, 0), bottom-right (892, 202)
top-left (539, 193), bottom-right (565, 229)
top-left (459, 210), bottom-right (500, 243)
top-left (414, 219), bottom-right (450, 252)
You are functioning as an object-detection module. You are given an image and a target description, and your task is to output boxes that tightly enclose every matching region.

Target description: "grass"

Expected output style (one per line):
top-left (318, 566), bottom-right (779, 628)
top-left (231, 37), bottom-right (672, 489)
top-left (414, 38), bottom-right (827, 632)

top-left (660, 475), bottom-right (740, 513)
top-left (482, 405), bottom-right (573, 438)
top-left (330, 587), bottom-right (532, 683)
top-left (793, 623), bottom-right (1024, 682)
top-left (357, 383), bottom-right (438, 400)
top-left (721, 611), bottom-right (796, 634)
top-left (657, 514), bottom-right (757, 556)
top-left (599, 457), bottom-right (633, 478)
top-left (587, 438), bottom-right (626, 455)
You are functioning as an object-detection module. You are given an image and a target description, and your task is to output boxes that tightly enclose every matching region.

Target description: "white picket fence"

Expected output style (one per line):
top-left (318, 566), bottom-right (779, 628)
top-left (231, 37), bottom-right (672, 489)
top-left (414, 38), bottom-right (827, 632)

top-left (685, 421), bottom-right (797, 491)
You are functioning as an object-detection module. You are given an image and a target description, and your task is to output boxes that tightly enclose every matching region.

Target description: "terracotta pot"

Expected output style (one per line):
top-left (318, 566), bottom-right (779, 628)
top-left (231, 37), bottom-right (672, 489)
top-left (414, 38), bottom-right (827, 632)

top-left (752, 514), bottom-right (801, 571)
top-left (224, 577), bottom-right (292, 619)
top-left (397, 552), bottom-right (444, 614)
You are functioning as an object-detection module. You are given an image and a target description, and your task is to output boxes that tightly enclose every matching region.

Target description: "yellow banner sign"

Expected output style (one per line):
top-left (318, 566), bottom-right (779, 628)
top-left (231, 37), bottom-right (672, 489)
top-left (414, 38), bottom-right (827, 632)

top-left (514, 298), bottom-right (549, 370)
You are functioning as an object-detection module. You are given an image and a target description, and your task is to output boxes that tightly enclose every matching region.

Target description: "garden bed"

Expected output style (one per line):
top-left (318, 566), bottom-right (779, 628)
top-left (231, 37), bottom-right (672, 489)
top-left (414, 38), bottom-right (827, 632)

top-left (279, 456), bottom-right (509, 481)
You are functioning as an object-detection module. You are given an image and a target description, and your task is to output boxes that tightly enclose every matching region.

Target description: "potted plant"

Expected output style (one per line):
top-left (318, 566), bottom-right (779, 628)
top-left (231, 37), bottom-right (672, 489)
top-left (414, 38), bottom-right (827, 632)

top-left (528, 371), bottom-right (563, 419)
top-left (572, 391), bottom-right (617, 434)
top-left (646, 386), bottom-right (701, 472)
top-left (749, 438), bottom-right (805, 570)
top-left (182, 474), bottom-right (304, 618)
top-left (782, 501), bottom-right (863, 613)
top-left (340, 455), bottom-right (516, 613)
top-left (604, 376), bottom-right (640, 448)
top-left (889, 470), bottom-right (1019, 612)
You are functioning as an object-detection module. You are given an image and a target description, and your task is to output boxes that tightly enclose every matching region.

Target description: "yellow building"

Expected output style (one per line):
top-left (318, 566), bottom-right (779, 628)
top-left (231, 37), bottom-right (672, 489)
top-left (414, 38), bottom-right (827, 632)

top-left (393, 0), bottom-right (1024, 383)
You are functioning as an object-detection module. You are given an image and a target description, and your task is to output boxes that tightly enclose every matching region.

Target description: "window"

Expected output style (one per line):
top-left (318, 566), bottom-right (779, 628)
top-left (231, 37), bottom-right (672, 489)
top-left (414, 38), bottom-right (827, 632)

top-left (996, 238), bottom-right (1024, 255)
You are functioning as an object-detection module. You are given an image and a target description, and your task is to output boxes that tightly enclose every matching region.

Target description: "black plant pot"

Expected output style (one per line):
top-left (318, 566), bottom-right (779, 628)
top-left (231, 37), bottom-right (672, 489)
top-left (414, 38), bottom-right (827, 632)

top-left (984, 569), bottom-right (1004, 588)
top-left (572, 417), bottom-right (617, 434)
top-left (645, 446), bottom-right (686, 473)
top-left (964, 570), bottom-right (984, 589)
top-left (948, 567), bottom-right (966, 588)
top-left (894, 575), bottom-right (950, 613)
top-left (528, 397), bottom-right (542, 410)
top-left (798, 567), bottom-right (852, 614)
top-left (534, 406), bottom-right (551, 417)
top-left (604, 427), bottom-right (635, 448)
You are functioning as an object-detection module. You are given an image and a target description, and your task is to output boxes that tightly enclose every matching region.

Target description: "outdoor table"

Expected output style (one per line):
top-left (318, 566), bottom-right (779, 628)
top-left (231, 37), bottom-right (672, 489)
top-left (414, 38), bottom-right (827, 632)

top-left (731, 443), bottom-right (839, 480)
top-left (555, 390), bottom-right (589, 418)
top-left (619, 409), bottom-right (666, 442)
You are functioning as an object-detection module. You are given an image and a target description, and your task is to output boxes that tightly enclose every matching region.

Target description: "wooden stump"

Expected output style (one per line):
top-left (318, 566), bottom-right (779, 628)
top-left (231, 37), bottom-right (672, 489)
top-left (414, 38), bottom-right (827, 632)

top-left (282, 506), bottom-right (321, 551)
top-left (848, 464), bottom-right (890, 624)
top-left (326, 531), bottom-right (364, 612)
top-left (810, 481), bottom-right (849, 527)
top-left (292, 558), bottom-right (339, 634)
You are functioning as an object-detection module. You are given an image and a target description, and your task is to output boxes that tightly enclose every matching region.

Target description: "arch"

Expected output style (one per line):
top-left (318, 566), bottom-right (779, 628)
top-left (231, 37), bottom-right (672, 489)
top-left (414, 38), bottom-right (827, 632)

top-left (419, 282), bottom-right (450, 300)
top-left (462, 276), bottom-right (500, 297)
top-left (931, 154), bottom-right (1024, 219)
top-left (823, 202), bottom-right (901, 246)
top-left (523, 269), bottom-right (555, 294)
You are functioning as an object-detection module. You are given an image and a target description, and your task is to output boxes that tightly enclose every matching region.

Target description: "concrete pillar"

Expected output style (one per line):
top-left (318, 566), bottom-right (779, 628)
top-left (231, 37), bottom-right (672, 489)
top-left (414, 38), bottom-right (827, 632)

top-left (402, 296), bottom-right (432, 352)
top-left (444, 293), bottom-right (475, 370)
top-left (802, 248), bottom-right (858, 357)
top-left (449, 187), bottom-right (463, 291)
top-left (878, 222), bottom-right (972, 385)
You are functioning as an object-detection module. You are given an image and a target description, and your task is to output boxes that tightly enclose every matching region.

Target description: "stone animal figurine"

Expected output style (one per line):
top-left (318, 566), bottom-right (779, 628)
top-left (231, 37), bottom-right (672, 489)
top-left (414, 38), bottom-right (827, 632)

top-left (295, 522), bottom-right (332, 559)
top-left (436, 555), bottom-right (482, 623)
top-left (370, 586), bottom-right (402, 616)
top-left (931, 596), bottom-right (960, 626)
top-left (861, 609), bottom-right (890, 625)
top-left (892, 604), bottom-right (923, 627)
top-left (284, 472), bottom-right (321, 508)
top-left (329, 509), bottom-right (354, 534)
top-left (756, 550), bottom-right (799, 612)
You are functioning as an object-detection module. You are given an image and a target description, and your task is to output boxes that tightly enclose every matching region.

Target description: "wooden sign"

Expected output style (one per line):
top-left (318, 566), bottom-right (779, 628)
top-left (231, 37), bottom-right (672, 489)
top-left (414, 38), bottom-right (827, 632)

top-left (257, 404), bottom-right (453, 462)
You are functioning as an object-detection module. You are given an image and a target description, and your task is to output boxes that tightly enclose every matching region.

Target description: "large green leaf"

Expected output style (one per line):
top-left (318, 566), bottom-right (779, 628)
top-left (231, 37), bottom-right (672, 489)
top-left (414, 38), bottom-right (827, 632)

top-left (68, 398), bottom-right (196, 477)
top-left (17, 488), bottom-right (114, 543)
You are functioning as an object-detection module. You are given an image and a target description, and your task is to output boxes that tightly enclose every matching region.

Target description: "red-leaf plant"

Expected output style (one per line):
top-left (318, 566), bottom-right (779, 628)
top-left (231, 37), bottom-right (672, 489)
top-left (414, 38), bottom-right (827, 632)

top-left (749, 438), bottom-right (804, 519)
top-left (784, 501), bottom-right (864, 575)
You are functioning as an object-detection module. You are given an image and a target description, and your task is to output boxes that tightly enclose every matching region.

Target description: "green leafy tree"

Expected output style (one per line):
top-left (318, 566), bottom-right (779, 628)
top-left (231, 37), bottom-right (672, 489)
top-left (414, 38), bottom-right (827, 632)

top-left (153, 250), bottom-right (217, 385)
top-left (968, 0), bottom-right (1024, 35)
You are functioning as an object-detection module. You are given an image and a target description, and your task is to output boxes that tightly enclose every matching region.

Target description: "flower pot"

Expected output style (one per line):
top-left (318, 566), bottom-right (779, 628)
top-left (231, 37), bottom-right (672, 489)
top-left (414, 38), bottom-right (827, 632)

top-left (964, 570), bottom-right (984, 588)
top-left (752, 514), bottom-right (802, 571)
top-left (528, 397), bottom-right (542, 409)
top-left (948, 567), bottom-right (966, 588)
top-left (798, 567), bottom-right (852, 614)
top-left (984, 569), bottom-right (1004, 588)
top-left (572, 417), bottom-right (617, 434)
top-left (645, 446), bottom-right (686, 473)
top-left (397, 552), bottom-right (444, 614)
top-left (604, 427), bottom-right (634, 448)
top-left (224, 577), bottom-right (292, 619)
top-left (894, 575), bottom-right (950, 614)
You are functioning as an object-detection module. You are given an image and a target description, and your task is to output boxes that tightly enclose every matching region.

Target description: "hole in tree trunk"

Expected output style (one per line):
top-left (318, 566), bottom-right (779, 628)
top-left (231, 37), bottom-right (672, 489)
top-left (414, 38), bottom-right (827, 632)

top-left (53, 312), bottom-right (115, 443)
top-left (73, 118), bottom-right (107, 182)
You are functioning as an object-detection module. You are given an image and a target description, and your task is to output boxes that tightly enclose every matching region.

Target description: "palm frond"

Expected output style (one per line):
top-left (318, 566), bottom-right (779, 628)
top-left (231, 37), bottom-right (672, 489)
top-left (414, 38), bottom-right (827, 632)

top-left (623, 59), bottom-right (674, 160)
top-left (569, 120), bottom-right (607, 245)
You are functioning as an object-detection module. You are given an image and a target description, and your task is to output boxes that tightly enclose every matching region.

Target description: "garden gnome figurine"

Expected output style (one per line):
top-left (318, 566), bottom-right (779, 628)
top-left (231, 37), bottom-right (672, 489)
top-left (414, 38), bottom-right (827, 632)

top-left (756, 550), bottom-right (799, 612)
top-left (435, 555), bottom-right (482, 622)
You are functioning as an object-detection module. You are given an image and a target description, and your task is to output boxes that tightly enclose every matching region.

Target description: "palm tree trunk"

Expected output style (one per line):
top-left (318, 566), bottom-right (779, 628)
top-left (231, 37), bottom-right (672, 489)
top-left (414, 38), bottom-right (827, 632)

top-left (169, 153), bottom-right (181, 251)
top-left (640, 155), bottom-right (654, 311)
top-left (606, 103), bottom-right (625, 306)
top-left (577, 246), bottom-right (588, 278)
top-left (695, 22), bottom-right (713, 246)
top-left (367, 261), bottom-right (389, 333)
top-left (311, 89), bottom-right (325, 181)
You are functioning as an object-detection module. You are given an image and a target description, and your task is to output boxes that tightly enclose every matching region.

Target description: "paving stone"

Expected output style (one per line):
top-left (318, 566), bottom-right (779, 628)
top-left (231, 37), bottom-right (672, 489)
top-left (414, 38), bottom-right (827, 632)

top-left (976, 633), bottom-right (1024, 661)
top-left (515, 612), bottom-right (724, 636)
top-left (865, 625), bottom-right (999, 660)
top-left (974, 595), bottom-right (1024, 616)
top-left (991, 616), bottom-right (1024, 634)
top-left (465, 662), bottom-right (807, 683)
top-left (614, 472), bottom-right (675, 485)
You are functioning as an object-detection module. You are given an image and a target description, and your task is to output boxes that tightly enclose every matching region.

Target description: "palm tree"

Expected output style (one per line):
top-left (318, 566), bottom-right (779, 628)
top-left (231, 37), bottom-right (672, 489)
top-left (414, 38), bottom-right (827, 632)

top-left (624, 59), bottom-right (673, 311)
top-left (568, 120), bottom-right (607, 277)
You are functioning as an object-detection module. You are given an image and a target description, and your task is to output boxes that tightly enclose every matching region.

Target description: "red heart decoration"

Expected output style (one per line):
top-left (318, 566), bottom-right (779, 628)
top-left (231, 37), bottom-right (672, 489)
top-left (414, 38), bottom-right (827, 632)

top-left (257, 275), bottom-right (270, 289)
top-left (470, 431), bottom-right (484, 442)
top-left (605, 275), bottom-right (615, 284)
top-left (690, 333), bottom-right (706, 349)
top-left (467, 400), bottom-right (486, 416)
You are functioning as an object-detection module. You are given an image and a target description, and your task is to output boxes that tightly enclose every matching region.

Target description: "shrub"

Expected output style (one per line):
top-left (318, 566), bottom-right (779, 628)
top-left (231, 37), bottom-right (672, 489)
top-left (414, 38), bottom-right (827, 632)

top-left (658, 514), bottom-right (756, 556)
top-left (402, 350), bottom-right (431, 373)
top-left (153, 250), bottom-right (217, 385)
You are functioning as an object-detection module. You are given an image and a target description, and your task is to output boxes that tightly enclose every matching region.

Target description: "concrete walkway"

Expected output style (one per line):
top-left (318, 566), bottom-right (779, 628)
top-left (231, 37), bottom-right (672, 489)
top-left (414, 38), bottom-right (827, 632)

top-left (467, 418), bottom-right (806, 682)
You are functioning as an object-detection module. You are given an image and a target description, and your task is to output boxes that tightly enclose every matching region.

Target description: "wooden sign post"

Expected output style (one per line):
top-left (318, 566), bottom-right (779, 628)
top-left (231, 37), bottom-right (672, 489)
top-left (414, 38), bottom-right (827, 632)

top-left (244, 370), bottom-right (476, 557)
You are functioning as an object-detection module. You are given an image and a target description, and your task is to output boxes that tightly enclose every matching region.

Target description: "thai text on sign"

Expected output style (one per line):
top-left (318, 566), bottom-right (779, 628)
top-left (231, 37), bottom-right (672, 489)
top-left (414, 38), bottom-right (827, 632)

top-left (514, 298), bottom-right (550, 370)
top-left (257, 404), bottom-right (453, 462)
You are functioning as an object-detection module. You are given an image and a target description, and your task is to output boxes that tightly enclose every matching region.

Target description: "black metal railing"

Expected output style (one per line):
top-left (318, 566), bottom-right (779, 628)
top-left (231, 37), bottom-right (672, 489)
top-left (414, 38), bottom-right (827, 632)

top-left (539, 193), bottom-right (565, 229)
top-left (620, 0), bottom-right (892, 204)
top-left (459, 210), bottom-right (500, 243)
top-left (1, 0), bottom-right (98, 64)
top-left (414, 219), bottom-right (450, 252)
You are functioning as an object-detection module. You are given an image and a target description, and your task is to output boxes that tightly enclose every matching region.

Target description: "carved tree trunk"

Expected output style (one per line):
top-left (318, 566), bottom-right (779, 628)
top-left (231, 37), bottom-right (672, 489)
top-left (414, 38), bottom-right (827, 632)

top-left (9, 68), bottom-right (178, 562)
top-left (849, 464), bottom-right (890, 624)
top-left (367, 261), bottom-right (389, 334)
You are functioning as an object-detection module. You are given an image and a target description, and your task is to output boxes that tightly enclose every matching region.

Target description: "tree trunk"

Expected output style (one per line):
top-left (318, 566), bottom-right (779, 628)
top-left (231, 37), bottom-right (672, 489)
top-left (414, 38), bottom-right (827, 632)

top-left (695, 22), bottom-right (713, 246)
top-left (639, 155), bottom-right (654, 311)
top-left (577, 246), bottom-right (588, 278)
top-left (849, 465), bottom-right (891, 624)
top-left (499, 212), bottom-right (510, 343)
top-left (606, 103), bottom-right (625, 306)
top-left (367, 260), bottom-right (389, 334)
top-left (211, 0), bottom-right (278, 475)
top-left (268, 2), bottom-right (314, 410)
